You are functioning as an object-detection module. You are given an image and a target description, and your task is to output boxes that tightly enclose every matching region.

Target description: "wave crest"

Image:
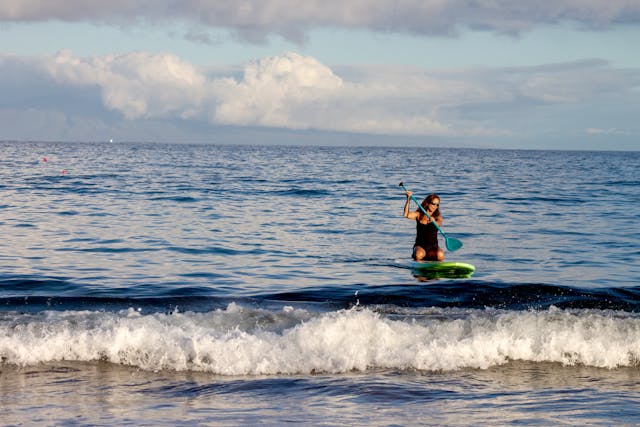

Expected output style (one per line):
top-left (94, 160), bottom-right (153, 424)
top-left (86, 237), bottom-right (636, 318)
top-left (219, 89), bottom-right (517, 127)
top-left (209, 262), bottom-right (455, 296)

top-left (2, 305), bottom-right (640, 374)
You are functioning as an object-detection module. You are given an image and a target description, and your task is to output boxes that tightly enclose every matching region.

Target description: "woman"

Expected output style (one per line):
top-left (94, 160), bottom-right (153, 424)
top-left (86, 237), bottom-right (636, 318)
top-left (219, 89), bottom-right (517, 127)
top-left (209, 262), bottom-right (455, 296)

top-left (403, 191), bottom-right (445, 261)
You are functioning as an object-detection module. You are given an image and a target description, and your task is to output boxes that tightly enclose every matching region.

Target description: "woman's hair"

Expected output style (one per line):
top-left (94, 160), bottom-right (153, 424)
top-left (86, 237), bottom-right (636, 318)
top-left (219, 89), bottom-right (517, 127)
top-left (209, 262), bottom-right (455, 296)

top-left (420, 193), bottom-right (441, 219)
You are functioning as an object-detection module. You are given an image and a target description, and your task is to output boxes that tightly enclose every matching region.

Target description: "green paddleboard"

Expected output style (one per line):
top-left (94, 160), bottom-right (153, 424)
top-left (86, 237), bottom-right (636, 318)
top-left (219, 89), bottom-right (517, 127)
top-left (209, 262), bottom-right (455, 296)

top-left (410, 261), bottom-right (475, 278)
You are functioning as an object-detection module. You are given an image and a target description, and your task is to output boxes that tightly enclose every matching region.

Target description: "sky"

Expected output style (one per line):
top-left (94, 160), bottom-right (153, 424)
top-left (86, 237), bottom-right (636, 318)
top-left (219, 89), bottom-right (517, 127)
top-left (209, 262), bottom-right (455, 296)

top-left (1, 1), bottom-right (639, 150)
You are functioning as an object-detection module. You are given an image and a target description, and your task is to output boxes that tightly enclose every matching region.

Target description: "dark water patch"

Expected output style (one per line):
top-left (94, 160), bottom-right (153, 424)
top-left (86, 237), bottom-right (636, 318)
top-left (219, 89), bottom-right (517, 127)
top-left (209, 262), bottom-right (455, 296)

top-left (14, 279), bottom-right (640, 313)
top-left (0, 276), bottom-right (76, 296)
top-left (13, 223), bottom-right (37, 228)
top-left (167, 246), bottom-right (244, 255)
top-left (494, 195), bottom-right (586, 206)
top-left (63, 237), bottom-right (123, 244)
top-left (0, 295), bottom-right (235, 314)
top-left (258, 283), bottom-right (640, 312)
top-left (177, 272), bottom-right (230, 280)
top-left (56, 246), bottom-right (159, 253)
top-left (605, 180), bottom-right (640, 187)
top-left (143, 376), bottom-right (459, 405)
top-left (267, 187), bottom-right (333, 197)
top-left (86, 211), bottom-right (117, 217)
top-left (149, 196), bottom-right (200, 203)
top-left (148, 379), bottom-right (319, 399)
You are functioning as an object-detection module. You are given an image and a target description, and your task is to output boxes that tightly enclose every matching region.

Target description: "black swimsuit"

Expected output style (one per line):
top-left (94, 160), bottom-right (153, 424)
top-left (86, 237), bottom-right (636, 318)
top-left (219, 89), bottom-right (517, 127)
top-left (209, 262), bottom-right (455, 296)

top-left (414, 220), bottom-right (439, 251)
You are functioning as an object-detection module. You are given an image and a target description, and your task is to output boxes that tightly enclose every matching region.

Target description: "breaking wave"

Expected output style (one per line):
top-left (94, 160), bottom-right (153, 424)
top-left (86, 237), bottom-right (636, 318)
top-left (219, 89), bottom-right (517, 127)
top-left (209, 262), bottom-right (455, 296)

top-left (3, 303), bottom-right (640, 374)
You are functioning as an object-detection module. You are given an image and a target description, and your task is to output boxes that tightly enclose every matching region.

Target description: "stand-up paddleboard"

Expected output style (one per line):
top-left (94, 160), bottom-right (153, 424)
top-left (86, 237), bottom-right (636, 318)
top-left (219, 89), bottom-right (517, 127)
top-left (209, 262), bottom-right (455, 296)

top-left (411, 260), bottom-right (475, 278)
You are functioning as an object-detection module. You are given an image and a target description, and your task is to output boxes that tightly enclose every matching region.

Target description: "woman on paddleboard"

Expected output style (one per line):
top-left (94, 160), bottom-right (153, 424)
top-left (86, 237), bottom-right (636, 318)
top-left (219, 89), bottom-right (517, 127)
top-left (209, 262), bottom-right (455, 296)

top-left (403, 191), bottom-right (445, 261)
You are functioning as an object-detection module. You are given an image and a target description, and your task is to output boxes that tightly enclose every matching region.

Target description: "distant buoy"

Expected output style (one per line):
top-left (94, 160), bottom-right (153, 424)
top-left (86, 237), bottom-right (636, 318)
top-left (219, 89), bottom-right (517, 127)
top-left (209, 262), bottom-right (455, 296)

top-left (60, 169), bottom-right (67, 175)
top-left (42, 157), bottom-right (48, 163)
top-left (109, 138), bottom-right (114, 143)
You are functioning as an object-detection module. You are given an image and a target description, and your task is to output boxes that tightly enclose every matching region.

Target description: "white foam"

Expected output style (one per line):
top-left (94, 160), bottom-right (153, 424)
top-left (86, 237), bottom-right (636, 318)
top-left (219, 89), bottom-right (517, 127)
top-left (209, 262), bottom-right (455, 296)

top-left (2, 305), bottom-right (640, 374)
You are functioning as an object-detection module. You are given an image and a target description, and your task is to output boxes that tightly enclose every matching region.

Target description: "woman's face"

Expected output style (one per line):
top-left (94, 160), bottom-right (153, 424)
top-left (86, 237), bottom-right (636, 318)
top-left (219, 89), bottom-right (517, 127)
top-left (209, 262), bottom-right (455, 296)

top-left (426, 198), bottom-right (440, 214)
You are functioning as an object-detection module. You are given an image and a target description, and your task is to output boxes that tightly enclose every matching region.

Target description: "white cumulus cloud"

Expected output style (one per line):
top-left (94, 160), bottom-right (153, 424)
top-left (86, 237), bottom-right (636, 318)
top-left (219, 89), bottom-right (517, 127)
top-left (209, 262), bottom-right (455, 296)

top-left (212, 52), bottom-right (344, 128)
top-left (42, 50), bottom-right (207, 120)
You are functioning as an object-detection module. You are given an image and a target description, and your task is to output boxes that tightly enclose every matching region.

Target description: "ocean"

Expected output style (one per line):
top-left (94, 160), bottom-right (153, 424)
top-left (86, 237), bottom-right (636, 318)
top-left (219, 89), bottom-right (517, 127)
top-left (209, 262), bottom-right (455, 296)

top-left (1, 141), bottom-right (639, 426)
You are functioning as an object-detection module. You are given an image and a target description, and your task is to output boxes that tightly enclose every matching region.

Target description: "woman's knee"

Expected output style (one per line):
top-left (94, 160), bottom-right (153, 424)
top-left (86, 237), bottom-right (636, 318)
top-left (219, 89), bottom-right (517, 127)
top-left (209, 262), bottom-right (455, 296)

top-left (413, 246), bottom-right (426, 260)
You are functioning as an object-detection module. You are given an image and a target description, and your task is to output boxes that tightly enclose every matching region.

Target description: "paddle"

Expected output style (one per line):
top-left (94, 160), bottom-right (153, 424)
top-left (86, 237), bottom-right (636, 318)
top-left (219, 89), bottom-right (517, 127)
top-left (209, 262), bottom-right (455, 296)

top-left (399, 182), bottom-right (463, 252)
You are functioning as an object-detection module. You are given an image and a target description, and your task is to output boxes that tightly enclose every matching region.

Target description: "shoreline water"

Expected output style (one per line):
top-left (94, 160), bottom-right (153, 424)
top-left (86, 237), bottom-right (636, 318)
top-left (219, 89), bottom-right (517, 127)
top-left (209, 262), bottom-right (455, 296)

top-left (3, 360), bottom-right (640, 426)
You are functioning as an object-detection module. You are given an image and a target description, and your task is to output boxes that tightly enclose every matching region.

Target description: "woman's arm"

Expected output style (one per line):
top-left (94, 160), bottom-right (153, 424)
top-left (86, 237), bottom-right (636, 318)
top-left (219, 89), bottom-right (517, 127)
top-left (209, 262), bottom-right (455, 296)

top-left (404, 191), bottom-right (420, 220)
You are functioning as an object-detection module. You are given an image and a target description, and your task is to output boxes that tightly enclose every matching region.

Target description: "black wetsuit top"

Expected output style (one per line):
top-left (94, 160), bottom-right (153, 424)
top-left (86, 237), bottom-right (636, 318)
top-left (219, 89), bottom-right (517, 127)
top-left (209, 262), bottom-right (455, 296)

top-left (415, 220), bottom-right (439, 249)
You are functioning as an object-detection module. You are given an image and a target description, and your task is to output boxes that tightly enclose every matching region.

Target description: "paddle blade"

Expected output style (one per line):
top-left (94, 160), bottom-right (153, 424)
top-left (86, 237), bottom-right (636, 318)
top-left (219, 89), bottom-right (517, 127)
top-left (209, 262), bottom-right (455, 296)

top-left (445, 237), bottom-right (463, 252)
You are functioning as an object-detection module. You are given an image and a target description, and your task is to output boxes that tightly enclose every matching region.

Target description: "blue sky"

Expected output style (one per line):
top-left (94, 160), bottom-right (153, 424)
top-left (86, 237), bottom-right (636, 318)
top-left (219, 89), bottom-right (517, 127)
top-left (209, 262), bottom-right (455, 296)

top-left (1, 1), bottom-right (639, 150)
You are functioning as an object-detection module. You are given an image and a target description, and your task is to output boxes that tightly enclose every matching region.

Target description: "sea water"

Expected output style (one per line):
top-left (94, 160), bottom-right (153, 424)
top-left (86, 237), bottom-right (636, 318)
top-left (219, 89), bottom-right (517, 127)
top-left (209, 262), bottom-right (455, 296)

top-left (1, 142), bottom-right (639, 426)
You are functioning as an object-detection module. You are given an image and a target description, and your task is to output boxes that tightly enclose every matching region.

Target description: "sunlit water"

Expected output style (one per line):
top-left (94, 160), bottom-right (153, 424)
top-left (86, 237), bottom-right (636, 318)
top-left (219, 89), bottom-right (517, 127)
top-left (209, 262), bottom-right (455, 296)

top-left (1, 142), bottom-right (639, 426)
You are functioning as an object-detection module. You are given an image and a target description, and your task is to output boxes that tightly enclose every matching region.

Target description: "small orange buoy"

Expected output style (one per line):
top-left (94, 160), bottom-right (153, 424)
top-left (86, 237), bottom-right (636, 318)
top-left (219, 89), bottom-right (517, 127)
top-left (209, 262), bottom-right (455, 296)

top-left (61, 169), bottom-right (67, 175)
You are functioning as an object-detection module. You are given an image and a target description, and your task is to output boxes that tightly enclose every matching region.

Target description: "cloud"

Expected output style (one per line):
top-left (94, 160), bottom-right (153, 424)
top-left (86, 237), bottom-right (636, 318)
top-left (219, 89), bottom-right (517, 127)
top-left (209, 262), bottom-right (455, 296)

top-left (13, 50), bottom-right (461, 136)
top-left (41, 50), bottom-right (207, 120)
top-left (1, 0), bottom-right (639, 42)
top-left (1, 51), bottom-right (639, 144)
top-left (212, 52), bottom-right (344, 128)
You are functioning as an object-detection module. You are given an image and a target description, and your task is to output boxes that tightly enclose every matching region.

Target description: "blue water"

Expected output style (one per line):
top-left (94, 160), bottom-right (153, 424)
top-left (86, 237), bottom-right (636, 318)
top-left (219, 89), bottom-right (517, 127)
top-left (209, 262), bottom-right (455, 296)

top-left (1, 141), bottom-right (639, 426)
